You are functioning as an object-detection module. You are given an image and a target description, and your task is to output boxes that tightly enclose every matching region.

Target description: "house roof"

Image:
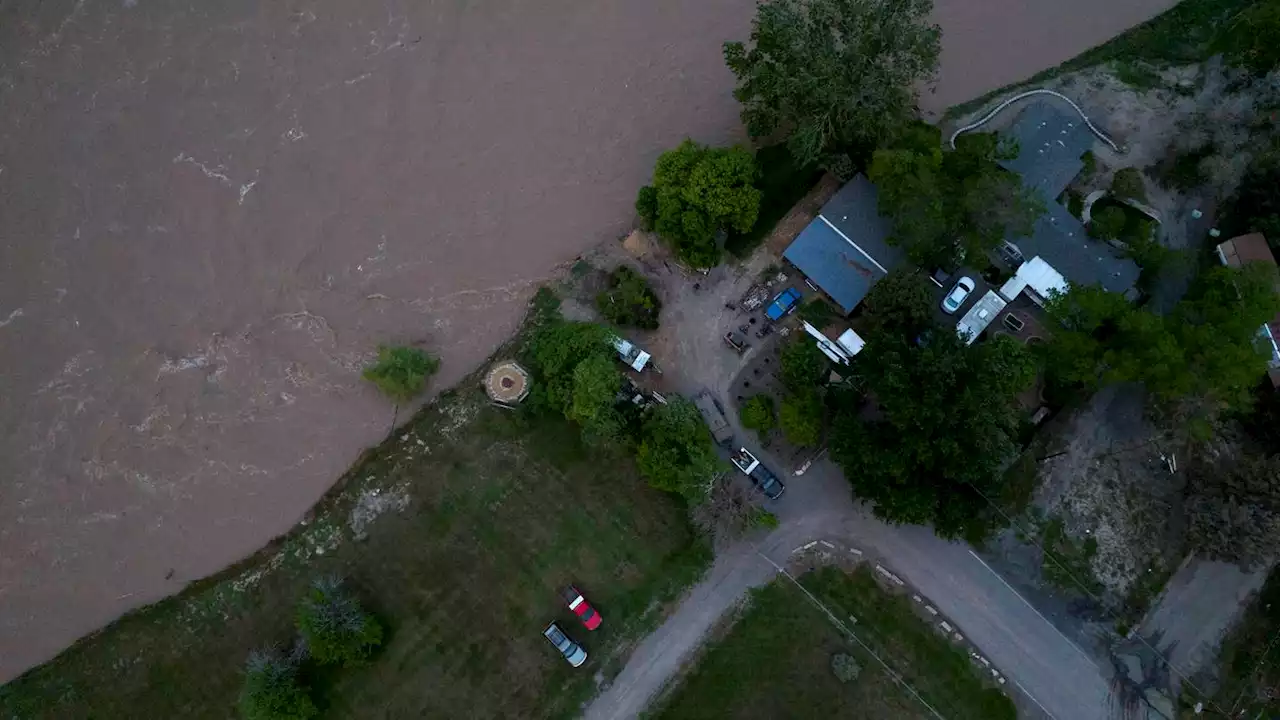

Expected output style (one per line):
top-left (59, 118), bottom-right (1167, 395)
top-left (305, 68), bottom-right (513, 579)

top-left (998, 101), bottom-right (1094, 201)
top-left (1006, 202), bottom-right (1140, 294)
top-left (1217, 233), bottom-right (1276, 268)
top-left (783, 175), bottom-right (905, 314)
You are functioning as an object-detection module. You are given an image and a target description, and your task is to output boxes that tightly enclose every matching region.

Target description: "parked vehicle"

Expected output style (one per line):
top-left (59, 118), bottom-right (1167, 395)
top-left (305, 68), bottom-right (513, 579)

top-left (765, 287), bottom-right (803, 321)
top-left (729, 447), bottom-right (785, 499)
top-left (694, 391), bottom-right (734, 446)
top-left (611, 336), bottom-right (654, 372)
top-left (941, 277), bottom-right (976, 314)
top-left (560, 585), bottom-right (602, 630)
top-left (543, 622), bottom-right (588, 667)
top-left (723, 330), bottom-right (748, 354)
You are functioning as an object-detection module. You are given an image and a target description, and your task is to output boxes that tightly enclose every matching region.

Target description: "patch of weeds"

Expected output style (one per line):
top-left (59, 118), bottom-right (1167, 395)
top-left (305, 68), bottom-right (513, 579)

top-left (1040, 516), bottom-right (1103, 596)
top-left (1165, 143), bottom-right (1216, 191)
top-left (1000, 451), bottom-right (1041, 518)
top-left (1080, 151), bottom-right (1097, 183)
top-left (1113, 60), bottom-right (1164, 90)
top-left (1113, 557), bottom-right (1176, 635)
top-left (797, 297), bottom-right (838, 328)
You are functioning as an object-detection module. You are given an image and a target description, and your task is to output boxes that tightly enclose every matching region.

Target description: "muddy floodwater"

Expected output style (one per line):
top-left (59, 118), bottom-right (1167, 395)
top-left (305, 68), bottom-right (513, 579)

top-left (0, 0), bottom-right (1173, 682)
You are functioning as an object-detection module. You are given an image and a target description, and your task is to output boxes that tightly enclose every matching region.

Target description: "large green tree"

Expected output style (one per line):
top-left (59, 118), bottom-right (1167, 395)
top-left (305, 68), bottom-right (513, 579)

top-left (523, 316), bottom-right (628, 444)
top-left (859, 269), bottom-right (935, 338)
top-left (830, 330), bottom-right (1037, 540)
top-left (636, 140), bottom-right (761, 268)
top-left (1043, 264), bottom-right (1280, 424)
top-left (868, 124), bottom-right (1043, 269)
top-left (636, 397), bottom-right (724, 500)
top-left (723, 0), bottom-right (941, 170)
top-left (1217, 0), bottom-right (1280, 75)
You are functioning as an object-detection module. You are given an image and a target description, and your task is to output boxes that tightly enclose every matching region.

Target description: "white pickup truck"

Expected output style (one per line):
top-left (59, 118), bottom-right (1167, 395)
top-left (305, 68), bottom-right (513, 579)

top-left (729, 447), bottom-right (785, 500)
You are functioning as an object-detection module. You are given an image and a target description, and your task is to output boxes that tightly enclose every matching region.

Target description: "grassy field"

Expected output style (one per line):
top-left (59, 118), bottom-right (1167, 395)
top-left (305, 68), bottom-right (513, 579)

top-left (651, 566), bottom-right (1015, 720)
top-left (945, 0), bottom-right (1259, 118)
top-left (0, 385), bottom-right (709, 719)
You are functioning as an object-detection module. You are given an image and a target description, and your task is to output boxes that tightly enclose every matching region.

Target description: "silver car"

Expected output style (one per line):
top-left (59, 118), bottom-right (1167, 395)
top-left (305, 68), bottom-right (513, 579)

top-left (942, 276), bottom-right (976, 314)
top-left (543, 622), bottom-right (588, 667)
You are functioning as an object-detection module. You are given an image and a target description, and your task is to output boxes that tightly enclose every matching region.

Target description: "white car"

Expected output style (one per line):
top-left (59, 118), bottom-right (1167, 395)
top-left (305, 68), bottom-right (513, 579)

top-left (543, 622), bottom-right (588, 667)
top-left (941, 277), bottom-right (976, 314)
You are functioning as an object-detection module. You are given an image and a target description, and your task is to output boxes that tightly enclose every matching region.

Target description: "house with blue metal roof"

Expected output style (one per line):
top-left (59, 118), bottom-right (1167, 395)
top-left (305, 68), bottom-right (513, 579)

top-left (782, 175), bottom-right (905, 314)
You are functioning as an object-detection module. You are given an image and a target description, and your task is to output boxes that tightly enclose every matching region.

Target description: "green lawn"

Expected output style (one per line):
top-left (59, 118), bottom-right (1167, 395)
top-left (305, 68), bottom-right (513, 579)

top-left (0, 387), bottom-right (709, 719)
top-left (652, 566), bottom-right (1015, 720)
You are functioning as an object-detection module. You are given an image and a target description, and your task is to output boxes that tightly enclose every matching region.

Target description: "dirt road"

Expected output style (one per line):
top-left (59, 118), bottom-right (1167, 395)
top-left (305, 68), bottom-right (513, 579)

top-left (0, 0), bottom-right (1173, 683)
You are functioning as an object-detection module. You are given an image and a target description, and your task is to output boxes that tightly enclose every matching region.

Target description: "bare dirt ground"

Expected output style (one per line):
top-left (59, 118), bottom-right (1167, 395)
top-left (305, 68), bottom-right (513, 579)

top-left (0, 0), bottom-right (1178, 684)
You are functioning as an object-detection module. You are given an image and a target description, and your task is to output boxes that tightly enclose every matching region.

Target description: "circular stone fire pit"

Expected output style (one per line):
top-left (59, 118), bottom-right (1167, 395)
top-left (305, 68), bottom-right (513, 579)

top-left (483, 360), bottom-right (530, 405)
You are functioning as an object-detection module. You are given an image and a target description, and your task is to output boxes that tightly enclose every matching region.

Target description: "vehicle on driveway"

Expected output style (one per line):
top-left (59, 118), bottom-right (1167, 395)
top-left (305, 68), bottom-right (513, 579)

top-left (694, 391), bottom-right (734, 446)
top-left (561, 585), bottom-right (602, 630)
top-left (611, 336), bottom-right (656, 373)
top-left (729, 447), bottom-right (785, 499)
top-left (941, 276), bottom-right (976, 314)
top-left (765, 287), bottom-right (803, 321)
top-left (543, 622), bottom-right (588, 667)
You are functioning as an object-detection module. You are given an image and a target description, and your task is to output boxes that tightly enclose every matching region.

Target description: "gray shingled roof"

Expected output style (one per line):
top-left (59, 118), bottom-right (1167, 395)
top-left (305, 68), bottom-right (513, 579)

top-left (998, 101), bottom-right (1094, 201)
top-left (999, 102), bottom-right (1139, 294)
top-left (783, 176), bottom-right (906, 314)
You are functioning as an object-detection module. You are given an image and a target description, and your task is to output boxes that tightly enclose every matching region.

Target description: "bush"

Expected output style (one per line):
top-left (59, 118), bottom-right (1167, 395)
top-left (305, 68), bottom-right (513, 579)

top-left (296, 577), bottom-right (384, 668)
top-left (830, 653), bottom-right (861, 683)
top-left (750, 507), bottom-right (780, 529)
top-left (1110, 167), bottom-right (1147, 202)
top-left (779, 389), bottom-right (823, 447)
top-left (239, 651), bottom-right (317, 720)
top-left (596, 266), bottom-right (662, 329)
top-left (797, 298), bottom-right (838, 328)
top-left (739, 395), bottom-right (776, 434)
top-left (363, 346), bottom-right (440, 401)
top-left (1080, 151), bottom-right (1096, 182)
top-left (1089, 205), bottom-right (1128, 241)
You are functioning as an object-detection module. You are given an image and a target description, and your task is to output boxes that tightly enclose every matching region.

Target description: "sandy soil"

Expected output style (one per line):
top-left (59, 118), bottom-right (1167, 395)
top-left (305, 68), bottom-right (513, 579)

top-left (0, 0), bottom-right (1175, 683)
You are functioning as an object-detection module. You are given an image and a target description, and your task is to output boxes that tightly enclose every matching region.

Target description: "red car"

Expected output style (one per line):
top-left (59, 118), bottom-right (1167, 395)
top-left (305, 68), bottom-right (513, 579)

top-left (561, 585), bottom-right (602, 630)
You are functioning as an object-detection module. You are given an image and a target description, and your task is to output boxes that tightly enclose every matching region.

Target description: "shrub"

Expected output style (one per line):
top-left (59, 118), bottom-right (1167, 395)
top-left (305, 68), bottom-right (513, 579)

top-left (596, 266), bottom-right (662, 329)
top-left (739, 395), bottom-right (776, 434)
top-left (295, 577), bottom-right (384, 668)
top-left (1089, 205), bottom-right (1128, 241)
top-left (750, 507), bottom-right (780, 529)
top-left (797, 298), bottom-right (838, 328)
top-left (363, 346), bottom-right (440, 401)
top-left (1110, 167), bottom-right (1147, 202)
top-left (830, 653), bottom-right (861, 684)
top-left (1080, 151), bottom-right (1096, 182)
top-left (779, 389), bottom-right (823, 447)
top-left (779, 340), bottom-right (828, 392)
top-left (239, 651), bottom-right (317, 720)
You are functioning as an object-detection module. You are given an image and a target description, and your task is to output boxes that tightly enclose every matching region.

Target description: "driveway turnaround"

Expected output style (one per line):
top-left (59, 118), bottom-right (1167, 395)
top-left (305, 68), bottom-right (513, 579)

top-left (0, 0), bottom-right (1173, 683)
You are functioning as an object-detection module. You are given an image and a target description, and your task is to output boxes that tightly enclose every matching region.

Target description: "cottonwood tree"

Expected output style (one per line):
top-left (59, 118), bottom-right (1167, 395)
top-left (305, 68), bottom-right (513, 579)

top-left (869, 124), bottom-right (1042, 269)
top-left (830, 331), bottom-right (1037, 540)
top-left (636, 396), bottom-right (724, 501)
top-left (1042, 264), bottom-right (1280, 427)
top-left (635, 140), bottom-right (761, 268)
top-left (723, 0), bottom-right (941, 171)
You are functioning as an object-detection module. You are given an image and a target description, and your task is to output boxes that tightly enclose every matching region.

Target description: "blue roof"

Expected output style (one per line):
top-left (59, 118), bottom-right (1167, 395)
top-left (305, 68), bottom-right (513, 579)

top-left (783, 176), bottom-right (904, 314)
top-left (1008, 201), bottom-right (1140, 295)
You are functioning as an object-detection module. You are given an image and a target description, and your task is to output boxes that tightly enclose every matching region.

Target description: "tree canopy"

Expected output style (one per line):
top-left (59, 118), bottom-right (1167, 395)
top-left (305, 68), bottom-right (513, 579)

top-left (868, 124), bottom-right (1043, 269)
top-left (523, 315), bottom-right (628, 445)
top-left (859, 269), bottom-right (935, 338)
top-left (596, 265), bottom-right (663, 329)
top-left (723, 0), bottom-right (941, 170)
top-left (830, 322), bottom-right (1037, 540)
top-left (1217, 0), bottom-right (1280, 75)
top-left (636, 140), bottom-right (761, 268)
top-left (1042, 264), bottom-right (1280, 426)
top-left (636, 397), bottom-right (724, 501)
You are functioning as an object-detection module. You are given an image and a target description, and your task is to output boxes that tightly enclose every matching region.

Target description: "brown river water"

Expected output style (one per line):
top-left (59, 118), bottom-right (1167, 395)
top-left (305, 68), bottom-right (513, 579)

top-left (0, 0), bottom-right (1173, 682)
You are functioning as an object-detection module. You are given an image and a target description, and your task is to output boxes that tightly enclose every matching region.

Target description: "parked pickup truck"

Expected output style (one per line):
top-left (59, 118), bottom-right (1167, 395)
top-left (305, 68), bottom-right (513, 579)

top-left (611, 336), bottom-right (653, 372)
top-left (729, 447), bottom-right (785, 499)
top-left (764, 287), bottom-right (802, 322)
top-left (694, 391), bottom-right (734, 446)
